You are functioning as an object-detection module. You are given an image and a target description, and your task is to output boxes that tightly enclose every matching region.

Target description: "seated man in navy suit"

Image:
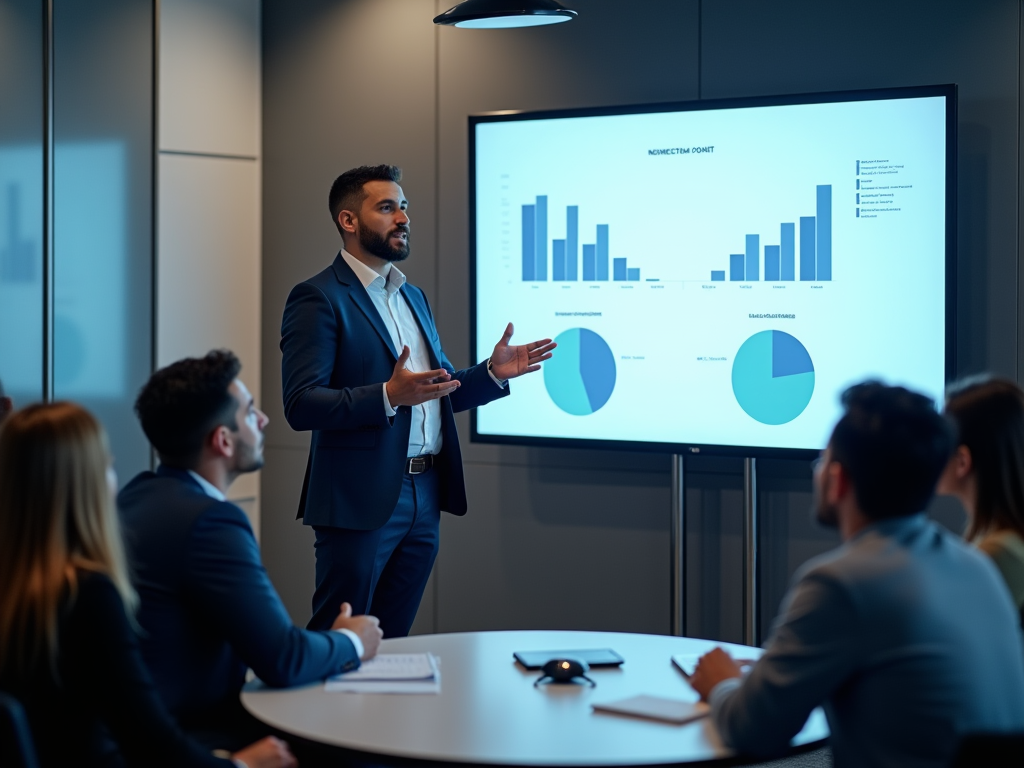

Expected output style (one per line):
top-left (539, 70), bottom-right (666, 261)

top-left (119, 350), bottom-right (382, 750)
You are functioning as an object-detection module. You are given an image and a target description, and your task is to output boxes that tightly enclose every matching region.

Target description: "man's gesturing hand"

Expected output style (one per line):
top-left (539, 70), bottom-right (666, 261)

top-left (386, 345), bottom-right (460, 407)
top-left (332, 602), bottom-right (383, 660)
top-left (489, 323), bottom-right (556, 381)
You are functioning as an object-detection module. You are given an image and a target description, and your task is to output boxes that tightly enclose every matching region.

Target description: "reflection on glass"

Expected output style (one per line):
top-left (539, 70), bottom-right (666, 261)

top-left (0, 147), bottom-right (44, 403)
top-left (0, 0), bottom-right (44, 408)
top-left (53, 0), bottom-right (153, 485)
top-left (53, 142), bottom-right (127, 397)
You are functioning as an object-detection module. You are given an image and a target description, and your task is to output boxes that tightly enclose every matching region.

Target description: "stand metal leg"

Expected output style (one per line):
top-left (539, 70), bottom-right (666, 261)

top-left (670, 454), bottom-right (685, 637)
top-left (743, 457), bottom-right (759, 646)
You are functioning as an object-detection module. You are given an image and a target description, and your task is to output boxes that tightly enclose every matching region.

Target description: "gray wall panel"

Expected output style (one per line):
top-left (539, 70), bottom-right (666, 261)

top-left (438, 461), bottom-right (671, 634)
top-left (262, 444), bottom-right (316, 625)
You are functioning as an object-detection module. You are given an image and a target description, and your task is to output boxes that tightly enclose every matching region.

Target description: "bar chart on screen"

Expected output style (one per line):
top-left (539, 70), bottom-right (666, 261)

top-left (718, 185), bottom-right (832, 283)
top-left (521, 196), bottom-right (647, 283)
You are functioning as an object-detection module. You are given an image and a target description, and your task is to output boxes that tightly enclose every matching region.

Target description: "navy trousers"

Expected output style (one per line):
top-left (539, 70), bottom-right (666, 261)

top-left (308, 468), bottom-right (440, 638)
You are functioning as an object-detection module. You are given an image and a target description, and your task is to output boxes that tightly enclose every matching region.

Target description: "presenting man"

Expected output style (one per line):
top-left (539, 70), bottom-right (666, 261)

top-left (687, 382), bottom-right (1024, 767)
top-left (281, 164), bottom-right (555, 636)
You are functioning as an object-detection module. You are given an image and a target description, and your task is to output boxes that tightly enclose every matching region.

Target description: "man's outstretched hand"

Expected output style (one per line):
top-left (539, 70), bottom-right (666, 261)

top-left (489, 323), bottom-right (556, 381)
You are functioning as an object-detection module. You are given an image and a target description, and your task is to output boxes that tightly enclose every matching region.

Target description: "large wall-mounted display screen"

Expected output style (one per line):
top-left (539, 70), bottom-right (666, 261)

top-left (470, 86), bottom-right (955, 456)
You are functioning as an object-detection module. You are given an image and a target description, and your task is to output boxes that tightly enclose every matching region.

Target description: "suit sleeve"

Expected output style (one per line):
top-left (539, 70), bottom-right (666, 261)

top-left (184, 503), bottom-right (361, 687)
top-left (63, 575), bottom-right (232, 768)
top-left (413, 288), bottom-right (510, 414)
top-left (711, 570), bottom-right (860, 758)
top-left (281, 281), bottom-right (393, 431)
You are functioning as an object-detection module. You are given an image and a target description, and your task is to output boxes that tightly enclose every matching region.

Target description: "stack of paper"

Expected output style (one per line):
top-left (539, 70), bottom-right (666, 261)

top-left (325, 653), bottom-right (440, 694)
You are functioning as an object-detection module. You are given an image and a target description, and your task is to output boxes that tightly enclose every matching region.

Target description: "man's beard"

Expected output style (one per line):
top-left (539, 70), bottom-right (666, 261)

top-left (360, 223), bottom-right (410, 262)
top-left (812, 485), bottom-right (839, 529)
top-left (235, 435), bottom-right (265, 474)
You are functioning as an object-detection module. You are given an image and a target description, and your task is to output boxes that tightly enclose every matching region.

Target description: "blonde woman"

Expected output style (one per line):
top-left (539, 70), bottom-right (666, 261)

top-left (939, 376), bottom-right (1024, 625)
top-left (0, 403), bottom-right (296, 768)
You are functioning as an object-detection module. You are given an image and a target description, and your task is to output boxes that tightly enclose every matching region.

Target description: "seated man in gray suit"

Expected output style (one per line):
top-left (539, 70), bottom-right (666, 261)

top-left (689, 381), bottom-right (1024, 767)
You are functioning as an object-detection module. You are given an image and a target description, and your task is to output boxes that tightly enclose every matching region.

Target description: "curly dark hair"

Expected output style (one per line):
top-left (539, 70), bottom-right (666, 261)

top-left (134, 350), bottom-right (241, 467)
top-left (830, 381), bottom-right (955, 520)
top-left (328, 164), bottom-right (402, 233)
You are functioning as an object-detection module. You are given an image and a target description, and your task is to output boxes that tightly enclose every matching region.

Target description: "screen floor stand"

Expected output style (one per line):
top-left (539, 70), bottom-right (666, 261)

top-left (670, 454), bottom-right (685, 637)
top-left (743, 457), bottom-right (759, 646)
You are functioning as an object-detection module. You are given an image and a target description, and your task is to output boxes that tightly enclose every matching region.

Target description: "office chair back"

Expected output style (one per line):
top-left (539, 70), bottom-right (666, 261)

top-left (949, 731), bottom-right (1024, 767)
top-left (0, 692), bottom-right (39, 768)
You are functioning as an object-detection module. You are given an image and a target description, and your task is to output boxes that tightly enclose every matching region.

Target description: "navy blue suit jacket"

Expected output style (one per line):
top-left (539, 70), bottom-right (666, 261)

top-left (118, 467), bottom-right (360, 725)
top-left (280, 253), bottom-right (509, 530)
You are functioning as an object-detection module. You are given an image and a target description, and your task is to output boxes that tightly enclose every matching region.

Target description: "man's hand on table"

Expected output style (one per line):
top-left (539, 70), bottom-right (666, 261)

top-left (332, 602), bottom-right (383, 660)
top-left (687, 647), bottom-right (743, 701)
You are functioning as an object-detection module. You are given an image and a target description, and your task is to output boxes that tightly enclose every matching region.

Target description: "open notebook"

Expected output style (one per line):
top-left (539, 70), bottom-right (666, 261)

top-left (325, 653), bottom-right (440, 694)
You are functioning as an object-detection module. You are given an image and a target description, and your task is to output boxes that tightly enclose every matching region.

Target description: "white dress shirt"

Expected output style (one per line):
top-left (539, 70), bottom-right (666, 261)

top-left (341, 250), bottom-right (442, 458)
top-left (186, 469), bottom-right (364, 658)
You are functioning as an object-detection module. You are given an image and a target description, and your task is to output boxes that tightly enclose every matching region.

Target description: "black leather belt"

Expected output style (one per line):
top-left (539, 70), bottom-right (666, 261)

top-left (405, 454), bottom-right (434, 475)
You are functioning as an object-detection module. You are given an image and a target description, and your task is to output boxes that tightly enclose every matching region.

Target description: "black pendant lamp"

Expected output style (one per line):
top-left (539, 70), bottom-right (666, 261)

top-left (433, 0), bottom-right (578, 29)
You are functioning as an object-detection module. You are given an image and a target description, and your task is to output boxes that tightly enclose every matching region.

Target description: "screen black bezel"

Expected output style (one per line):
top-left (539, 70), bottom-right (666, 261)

top-left (468, 84), bottom-right (958, 460)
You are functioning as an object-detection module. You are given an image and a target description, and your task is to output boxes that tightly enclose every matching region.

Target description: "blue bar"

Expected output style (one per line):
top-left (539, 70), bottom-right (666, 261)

top-left (711, 270), bottom-right (725, 281)
top-left (627, 267), bottom-right (640, 281)
top-left (856, 160), bottom-right (860, 175)
top-left (552, 239), bottom-right (566, 281)
top-left (596, 224), bottom-right (609, 281)
top-left (856, 179), bottom-right (860, 190)
top-left (780, 223), bottom-right (795, 281)
top-left (745, 234), bottom-right (759, 281)
top-left (817, 185), bottom-right (832, 281)
top-left (613, 258), bottom-right (627, 281)
top-left (856, 208), bottom-right (860, 218)
top-left (535, 196), bottom-right (547, 281)
top-left (799, 216), bottom-right (815, 281)
top-left (730, 254), bottom-right (744, 281)
top-left (522, 205), bottom-right (535, 281)
top-left (856, 193), bottom-right (860, 204)
top-left (566, 206), bottom-right (578, 281)
top-left (582, 244), bottom-right (596, 280)
top-left (764, 245), bottom-right (781, 281)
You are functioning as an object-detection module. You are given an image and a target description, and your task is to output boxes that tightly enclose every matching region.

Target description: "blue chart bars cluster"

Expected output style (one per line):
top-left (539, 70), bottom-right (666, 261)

top-left (717, 185), bottom-right (832, 283)
top-left (474, 92), bottom-right (950, 452)
top-left (522, 197), bottom-right (644, 282)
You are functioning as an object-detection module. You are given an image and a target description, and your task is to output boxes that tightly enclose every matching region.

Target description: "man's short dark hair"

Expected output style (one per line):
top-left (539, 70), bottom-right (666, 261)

top-left (328, 165), bottom-right (402, 232)
top-left (135, 350), bottom-right (242, 467)
top-left (830, 381), bottom-right (955, 520)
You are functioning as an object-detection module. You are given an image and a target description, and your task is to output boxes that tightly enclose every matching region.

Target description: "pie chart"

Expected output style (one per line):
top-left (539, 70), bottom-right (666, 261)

top-left (544, 328), bottom-right (616, 416)
top-left (732, 330), bottom-right (815, 425)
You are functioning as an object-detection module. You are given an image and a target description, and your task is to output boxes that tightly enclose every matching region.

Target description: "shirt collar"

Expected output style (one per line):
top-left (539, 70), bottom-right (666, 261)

top-left (340, 249), bottom-right (406, 296)
top-left (850, 511), bottom-right (929, 542)
top-left (187, 470), bottom-right (227, 502)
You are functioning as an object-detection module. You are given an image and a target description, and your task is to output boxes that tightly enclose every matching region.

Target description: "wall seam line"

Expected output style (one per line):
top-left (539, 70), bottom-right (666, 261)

top-left (152, 0), bottom-right (160, 471)
top-left (434, 0), bottom-right (442, 636)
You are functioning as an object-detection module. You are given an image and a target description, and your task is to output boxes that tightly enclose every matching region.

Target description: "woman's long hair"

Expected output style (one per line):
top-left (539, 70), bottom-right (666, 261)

top-left (945, 376), bottom-right (1024, 542)
top-left (0, 402), bottom-right (136, 676)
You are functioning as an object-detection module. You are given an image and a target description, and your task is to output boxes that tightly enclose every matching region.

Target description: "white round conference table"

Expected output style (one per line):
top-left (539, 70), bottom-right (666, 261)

top-left (241, 630), bottom-right (829, 766)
